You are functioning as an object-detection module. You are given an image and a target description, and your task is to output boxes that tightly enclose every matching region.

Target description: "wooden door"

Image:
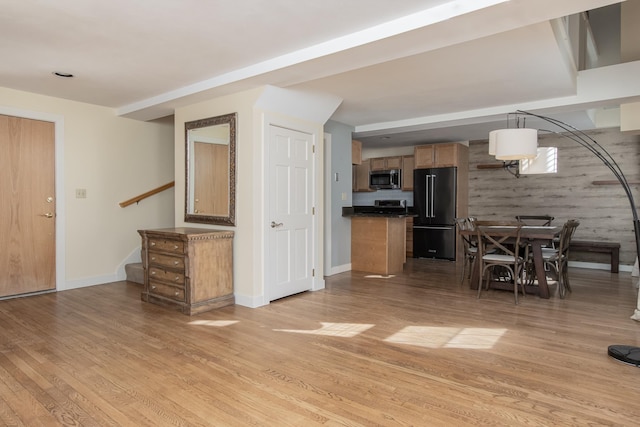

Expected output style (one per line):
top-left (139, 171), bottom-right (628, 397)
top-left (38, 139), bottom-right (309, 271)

top-left (193, 141), bottom-right (229, 216)
top-left (267, 125), bottom-right (314, 301)
top-left (0, 115), bottom-right (56, 297)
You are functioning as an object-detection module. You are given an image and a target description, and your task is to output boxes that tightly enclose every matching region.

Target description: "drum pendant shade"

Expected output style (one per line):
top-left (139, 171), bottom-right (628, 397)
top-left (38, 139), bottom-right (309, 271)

top-left (493, 128), bottom-right (538, 160)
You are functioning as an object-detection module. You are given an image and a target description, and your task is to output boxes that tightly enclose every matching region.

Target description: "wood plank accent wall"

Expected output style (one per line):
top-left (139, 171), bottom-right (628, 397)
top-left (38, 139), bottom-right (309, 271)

top-left (468, 127), bottom-right (640, 265)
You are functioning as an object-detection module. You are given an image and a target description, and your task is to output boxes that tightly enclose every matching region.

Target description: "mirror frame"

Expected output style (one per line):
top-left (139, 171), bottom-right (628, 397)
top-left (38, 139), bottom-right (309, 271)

top-left (184, 112), bottom-right (237, 226)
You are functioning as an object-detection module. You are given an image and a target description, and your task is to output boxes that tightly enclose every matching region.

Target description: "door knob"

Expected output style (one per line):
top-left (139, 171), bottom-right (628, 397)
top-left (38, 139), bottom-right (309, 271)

top-left (271, 221), bottom-right (283, 228)
top-left (39, 213), bottom-right (53, 218)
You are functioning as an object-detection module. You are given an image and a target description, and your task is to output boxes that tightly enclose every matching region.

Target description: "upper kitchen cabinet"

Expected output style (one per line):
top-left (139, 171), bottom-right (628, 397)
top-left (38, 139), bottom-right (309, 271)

top-left (414, 143), bottom-right (467, 168)
top-left (352, 139), bottom-right (362, 165)
top-left (370, 156), bottom-right (402, 171)
top-left (353, 158), bottom-right (373, 192)
top-left (401, 155), bottom-right (414, 191)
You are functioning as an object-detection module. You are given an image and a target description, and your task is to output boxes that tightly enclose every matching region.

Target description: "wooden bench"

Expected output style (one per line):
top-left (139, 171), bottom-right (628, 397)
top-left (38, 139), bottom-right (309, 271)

top-left (569, 240), bottom-right (620, 273)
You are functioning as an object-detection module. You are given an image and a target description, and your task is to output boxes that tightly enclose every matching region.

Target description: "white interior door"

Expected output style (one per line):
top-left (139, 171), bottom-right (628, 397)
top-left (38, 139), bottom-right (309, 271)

top-left (268, 125), bottom-right (314, 301)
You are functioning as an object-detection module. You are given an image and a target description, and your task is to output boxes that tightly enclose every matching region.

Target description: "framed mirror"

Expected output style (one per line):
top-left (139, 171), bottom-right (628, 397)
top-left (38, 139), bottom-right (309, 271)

top-left (185, 113), bottom-right (236, 225)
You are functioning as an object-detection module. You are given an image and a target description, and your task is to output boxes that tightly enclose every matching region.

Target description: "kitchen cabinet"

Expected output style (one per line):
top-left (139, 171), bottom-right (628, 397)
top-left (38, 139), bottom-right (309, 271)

top-left (352, 139), bottom-right (362, 165)
top-left (351, 216), bottom-right (406, 275)
top-left (401, 155), bottom-right (414, 191)
top-left (139, 228), bottom-right (234, 315)
top-left (406, 216), bottom-right (414, 257)
top-left (353, 158), bottom-right (373, 192)
top-left (370, 156), bottom-right (402, 171)
top-left (414, 143), bottom-right (465, 168)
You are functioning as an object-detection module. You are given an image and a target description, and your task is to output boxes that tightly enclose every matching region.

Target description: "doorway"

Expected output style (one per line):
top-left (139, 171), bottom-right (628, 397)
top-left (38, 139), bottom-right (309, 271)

top-left (0, 114), bottom-right (56, 297)
top-left (266, 124), bottom-right (315, 301)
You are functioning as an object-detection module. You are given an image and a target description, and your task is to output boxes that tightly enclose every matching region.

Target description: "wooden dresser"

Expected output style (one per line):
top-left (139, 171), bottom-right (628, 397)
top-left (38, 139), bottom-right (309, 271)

top-left (138, 228), bottom-right (234, 315)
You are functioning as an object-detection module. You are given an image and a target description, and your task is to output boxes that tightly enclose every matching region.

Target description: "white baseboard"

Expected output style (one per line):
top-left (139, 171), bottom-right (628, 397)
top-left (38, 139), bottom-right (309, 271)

top-left (568, 261), bottom-right (632, 273)
top-left (62, 274), bottom-right (120, 291)
top-left (115, 246), bottom-right (143, 281)
top-left (234, 294), bottom-right (269, 308)
top-left (325, 263), bottom-right (352, 276)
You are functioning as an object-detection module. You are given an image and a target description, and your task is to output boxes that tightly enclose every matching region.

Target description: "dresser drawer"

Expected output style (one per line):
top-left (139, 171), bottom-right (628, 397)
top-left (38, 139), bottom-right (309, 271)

top-left (149, 267), bottom-right (185, 285)
top-left (149, 252), bottom-right (185, 270)
top-left (148, 238), bottom-right (184, 254)
top-left (149, 280), bottom-right (185, 302)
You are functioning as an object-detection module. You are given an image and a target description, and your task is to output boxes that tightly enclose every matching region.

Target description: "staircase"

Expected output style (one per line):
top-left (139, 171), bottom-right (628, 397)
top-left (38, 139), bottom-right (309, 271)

top-left (125, 262), bottom-right (144, 284)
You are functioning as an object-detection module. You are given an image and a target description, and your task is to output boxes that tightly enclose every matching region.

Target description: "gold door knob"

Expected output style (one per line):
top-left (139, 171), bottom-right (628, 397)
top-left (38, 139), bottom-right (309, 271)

top-left (39, 212), bottom-right (54, 218)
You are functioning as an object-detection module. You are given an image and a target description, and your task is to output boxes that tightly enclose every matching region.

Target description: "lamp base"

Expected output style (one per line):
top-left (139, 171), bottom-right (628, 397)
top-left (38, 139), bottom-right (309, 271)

top-left (608, 345), bottom-right (640, 366)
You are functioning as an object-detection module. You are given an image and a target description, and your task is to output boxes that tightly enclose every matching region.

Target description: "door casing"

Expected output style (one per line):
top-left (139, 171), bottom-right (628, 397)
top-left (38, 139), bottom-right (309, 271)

top-left (0, 106), bottom-right (65, 293)
top-left (261, 113), bottom-right (325, 305)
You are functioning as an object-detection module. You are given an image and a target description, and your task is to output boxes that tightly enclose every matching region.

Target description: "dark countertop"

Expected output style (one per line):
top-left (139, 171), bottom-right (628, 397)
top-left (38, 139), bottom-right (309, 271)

top-left (342, 206), bottom-right (416, 218)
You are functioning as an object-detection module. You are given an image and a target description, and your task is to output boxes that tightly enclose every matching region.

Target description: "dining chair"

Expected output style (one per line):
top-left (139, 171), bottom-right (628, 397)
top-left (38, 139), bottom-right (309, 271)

top-left (455, 217), bottom-right (477, 284)
top-left (516, 214), bottom-right (557, 249)
top-left (540, 219), bottom-right (580, 298)
top-left (515, 215), bottom-right (554, 226)
top-left (475, 222), bottom-right (526, 304)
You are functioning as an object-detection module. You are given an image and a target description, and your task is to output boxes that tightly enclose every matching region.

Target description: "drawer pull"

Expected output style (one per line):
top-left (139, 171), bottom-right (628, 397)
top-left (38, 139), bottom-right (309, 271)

top-left (174, 245), bottom-right (179, 250)
top-left (175, 291), bottom-right (180, 297)
top-left (151, 285), bottom-right (156, 290)
top-left (151, 242), bottom-right (156, 246)
top-left (151, 271), bottom-right (156, 275)
top-left (174, 260), bottom-right (179, 265)
top-left (151, 256), bottom-right (156, 261)
top-left (175, 276), bottom-right (180, 281)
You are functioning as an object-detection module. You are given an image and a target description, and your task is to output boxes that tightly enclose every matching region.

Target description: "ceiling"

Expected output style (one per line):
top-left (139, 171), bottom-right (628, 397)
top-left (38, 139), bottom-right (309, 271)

top-left (2, 0), bottom-right (635, 148)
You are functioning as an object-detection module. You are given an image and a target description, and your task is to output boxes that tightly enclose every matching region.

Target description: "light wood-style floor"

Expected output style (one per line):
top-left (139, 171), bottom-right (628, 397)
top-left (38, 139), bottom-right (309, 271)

top-left (1, 259), bottom-right (640, 426)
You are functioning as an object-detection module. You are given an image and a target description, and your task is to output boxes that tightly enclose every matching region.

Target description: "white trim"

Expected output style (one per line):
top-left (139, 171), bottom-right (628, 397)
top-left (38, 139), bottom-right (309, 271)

top-left (65, 274), bottom-right (119, 290)
top-left (234, 293), bottom-right (267, 309)
top-left (326, 263), bottom-right (352, 276)
top-left (324, 132), bottom-right (332, 275)
top-left (261, 112), bottom-right (324, 303)
top-left (568, 260), bottom-right (633, 273)
top-left (569, 261), bottom-right (633, 274)
top-left (0, 106), bottom-right (66, 292)
top-left (116, 246), bottom-right (143, 281)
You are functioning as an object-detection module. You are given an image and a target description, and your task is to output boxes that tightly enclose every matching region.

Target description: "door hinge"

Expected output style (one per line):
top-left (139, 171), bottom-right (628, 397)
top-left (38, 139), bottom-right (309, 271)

top-left (312, 268), bottom-right (315, 277)
top-left (312, 207), bottom-right (315, 215)
top-left (312, 145), bottom-right (315, 153)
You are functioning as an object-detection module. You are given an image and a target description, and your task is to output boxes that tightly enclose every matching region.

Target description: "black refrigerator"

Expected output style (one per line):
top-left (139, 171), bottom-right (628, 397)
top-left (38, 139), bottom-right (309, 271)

top-left (413, 167), bottom-right (457, 260)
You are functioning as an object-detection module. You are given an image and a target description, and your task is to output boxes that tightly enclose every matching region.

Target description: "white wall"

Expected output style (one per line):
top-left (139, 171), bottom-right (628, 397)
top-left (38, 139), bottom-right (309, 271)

top-left (174, 86), bottom-right (337, 307)
top-left (174, 87), bottom-right (263, 305)
top-left (0, 87), bottom-right (175, 289)
top-left (324, 120), bottom-right (354, 274)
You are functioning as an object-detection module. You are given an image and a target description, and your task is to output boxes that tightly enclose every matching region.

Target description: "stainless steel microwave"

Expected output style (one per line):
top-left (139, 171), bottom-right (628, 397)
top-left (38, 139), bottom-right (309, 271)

top-left (369, 169), bottom-right (401, 189)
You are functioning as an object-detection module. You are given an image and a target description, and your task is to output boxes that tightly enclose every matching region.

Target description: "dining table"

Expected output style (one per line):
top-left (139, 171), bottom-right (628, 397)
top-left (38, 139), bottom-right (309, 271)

top-left (461, 225), bottom-right (563, 299)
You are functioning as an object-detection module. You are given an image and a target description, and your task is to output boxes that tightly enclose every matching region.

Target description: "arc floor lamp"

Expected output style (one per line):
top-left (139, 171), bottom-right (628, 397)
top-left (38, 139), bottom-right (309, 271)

top-left (489, 110), bottom-right (640, 366)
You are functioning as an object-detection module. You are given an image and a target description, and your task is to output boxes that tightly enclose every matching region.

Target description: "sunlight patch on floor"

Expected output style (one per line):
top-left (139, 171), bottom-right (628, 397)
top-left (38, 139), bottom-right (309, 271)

top-left (364, 275), bottom-right (396, 279)
top-left (274, 322), bottom-right (374, 337)
top-left (384, 326), bottom-right (507, 349)
top-left (188, 320), bottom-right (239, 327)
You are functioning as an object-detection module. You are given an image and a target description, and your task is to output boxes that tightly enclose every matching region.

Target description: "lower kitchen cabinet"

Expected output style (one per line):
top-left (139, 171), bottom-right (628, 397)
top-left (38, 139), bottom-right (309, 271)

top-left (139, 227), bottom-right (234, 315)
top-left (351, 216), bottom-right (406, 275)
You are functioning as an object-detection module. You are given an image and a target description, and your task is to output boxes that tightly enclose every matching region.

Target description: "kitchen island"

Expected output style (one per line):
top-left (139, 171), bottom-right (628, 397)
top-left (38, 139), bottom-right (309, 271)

top-left (350, 215), bottom-right (407, 275)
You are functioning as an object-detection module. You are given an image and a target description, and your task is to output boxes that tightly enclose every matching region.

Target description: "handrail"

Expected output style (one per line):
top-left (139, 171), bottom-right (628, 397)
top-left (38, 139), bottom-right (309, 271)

top-left (119, 181), bottom-right (175, 208)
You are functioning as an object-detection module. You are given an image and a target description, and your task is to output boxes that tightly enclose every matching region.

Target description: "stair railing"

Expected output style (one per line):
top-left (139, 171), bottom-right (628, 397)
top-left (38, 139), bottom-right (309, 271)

top-left (119, 181), bottom-right (175, 208)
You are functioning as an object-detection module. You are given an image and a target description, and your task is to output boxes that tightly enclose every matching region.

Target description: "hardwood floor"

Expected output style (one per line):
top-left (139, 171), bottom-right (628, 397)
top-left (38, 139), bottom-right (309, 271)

top-left (1, 259), bottom-right (640, 426)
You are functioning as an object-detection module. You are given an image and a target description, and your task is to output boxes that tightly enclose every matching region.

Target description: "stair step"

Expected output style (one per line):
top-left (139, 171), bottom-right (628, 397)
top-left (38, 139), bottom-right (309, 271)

top-left (125, 262), bottom-right (144, 284)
